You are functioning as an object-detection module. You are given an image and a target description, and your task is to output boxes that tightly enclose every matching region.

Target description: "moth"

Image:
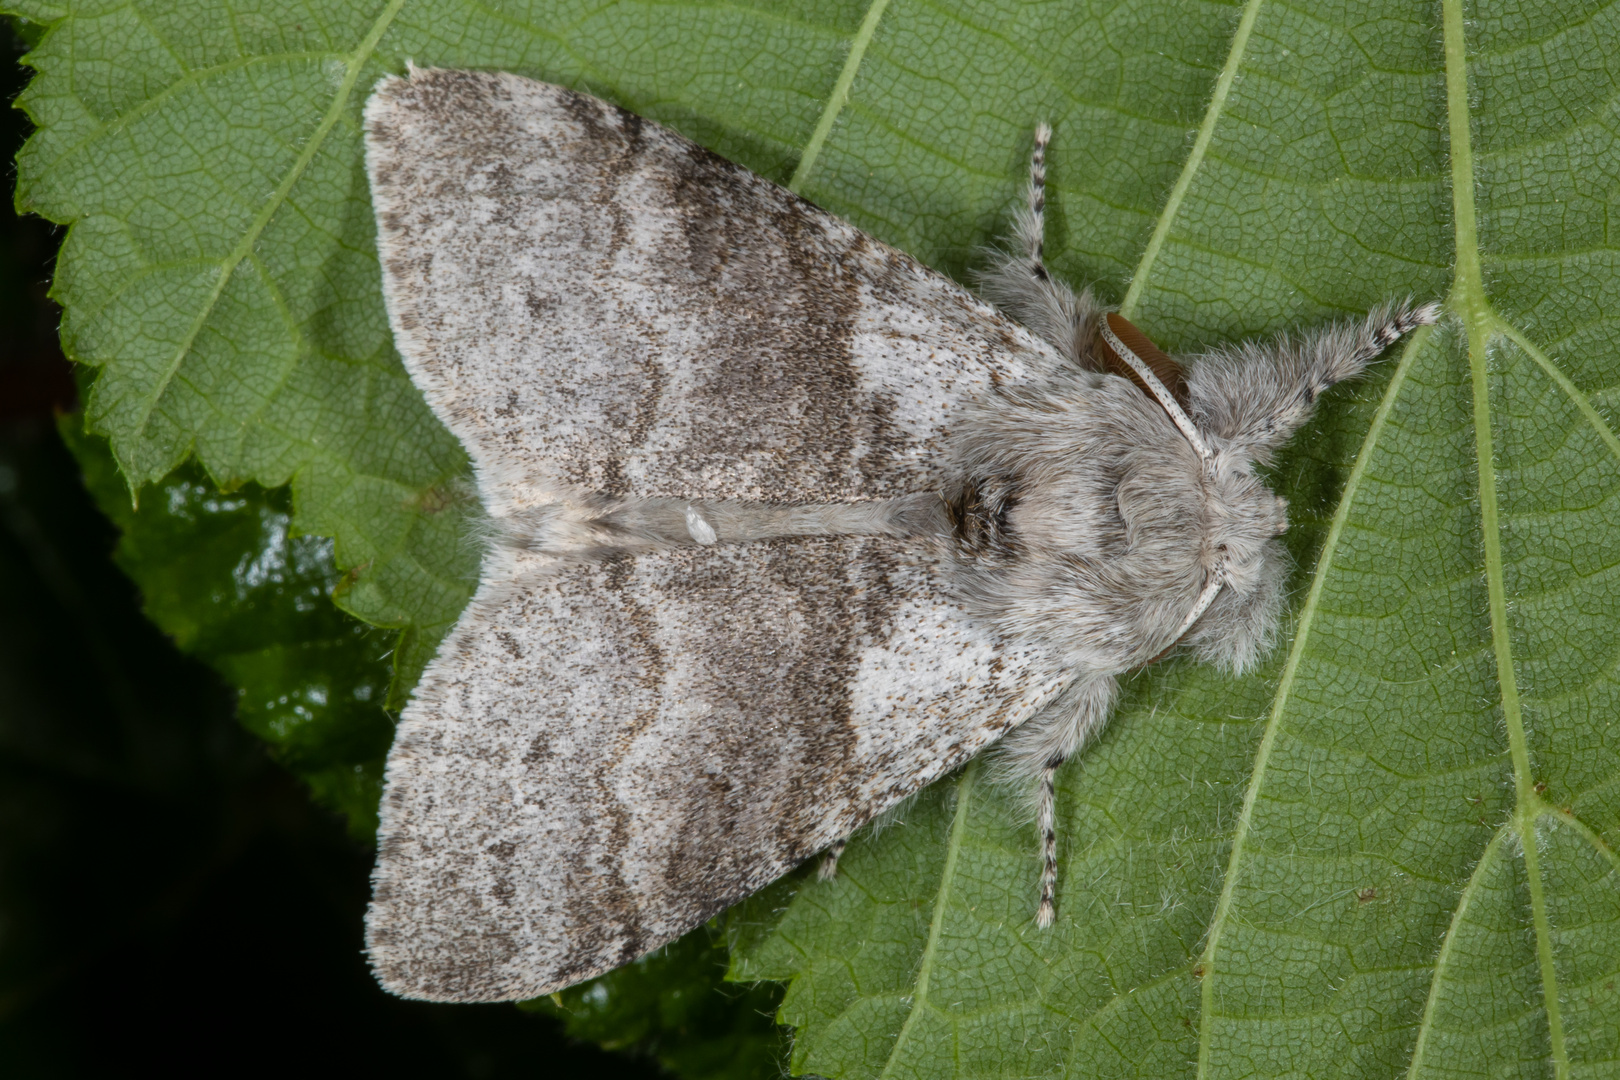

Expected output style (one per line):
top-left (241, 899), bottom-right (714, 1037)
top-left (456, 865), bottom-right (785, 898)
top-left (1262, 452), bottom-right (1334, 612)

top-left (362, 66), bottom-right (1438, 1003)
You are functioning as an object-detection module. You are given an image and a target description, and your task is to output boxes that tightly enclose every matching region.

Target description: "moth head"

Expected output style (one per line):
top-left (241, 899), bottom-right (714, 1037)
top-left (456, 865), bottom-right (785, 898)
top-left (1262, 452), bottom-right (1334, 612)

top-left (1204, 459), bottom-right (1289, 567)
top-left (1187, 461), bottom-right (1291, 673)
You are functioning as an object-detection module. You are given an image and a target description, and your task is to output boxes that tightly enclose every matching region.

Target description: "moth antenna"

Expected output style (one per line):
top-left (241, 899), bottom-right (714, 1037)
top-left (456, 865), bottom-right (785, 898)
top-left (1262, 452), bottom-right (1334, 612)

top-left (1331, 296), bottom-right (1443, 386)
top-left (818, 837), bottom-right (847, 881)
top-left (1374, 296), bottom-right (1443, 349)
top-left (1036, 756), bottom-right (1060, 928)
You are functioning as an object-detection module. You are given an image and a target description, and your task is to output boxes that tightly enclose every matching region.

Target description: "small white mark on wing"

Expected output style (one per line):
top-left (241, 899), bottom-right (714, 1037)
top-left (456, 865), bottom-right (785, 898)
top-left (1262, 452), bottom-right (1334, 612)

top-left (684, 506), bottom-right (718, 545)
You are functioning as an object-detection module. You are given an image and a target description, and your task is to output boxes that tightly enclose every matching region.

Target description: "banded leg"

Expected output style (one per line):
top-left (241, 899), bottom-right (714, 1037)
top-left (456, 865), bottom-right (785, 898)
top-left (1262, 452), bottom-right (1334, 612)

top-left (1026, 122), bottom-right (1052, 278)
top-left (993, 674), bottom-right (1118, 928)
top-left (1035, 756), bottom-right (1062, 928)
top-left (977, 124), bottom-right (1104, 368)
top-left (818, 837), bottom-right (847, 881)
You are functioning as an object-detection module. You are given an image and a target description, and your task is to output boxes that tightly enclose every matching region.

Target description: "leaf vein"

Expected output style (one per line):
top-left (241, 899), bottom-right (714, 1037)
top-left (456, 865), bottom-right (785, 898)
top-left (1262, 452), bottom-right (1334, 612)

top-left (1120, 0), bottom-right (1265, 317)
top-left (788, 0), bottom-right (892, 192)
top-left (876, 761), bottom-right (979, 1079)
top-left (1194, 309), bottom-right (1434, 1079)
top-left (1497, 320), bottom-right (1620, 469)
top-left (120, 0), bottom-right (408, 476)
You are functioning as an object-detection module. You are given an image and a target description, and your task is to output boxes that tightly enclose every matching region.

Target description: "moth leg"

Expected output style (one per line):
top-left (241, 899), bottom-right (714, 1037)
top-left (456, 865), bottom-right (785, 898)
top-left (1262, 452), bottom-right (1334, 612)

top-left (818, 837), bottom-right (848, 881)
top-left (976, 125), bottom-right (1106, 370)
top-left (1036, 755), bottom-right (1062, 928)
top-left (1186, 297), bottom-right (1442, 461)
top-left (992, 674), bottom-right (1118, 928)
top-left (1026, 121), bottom-right (1051, 274)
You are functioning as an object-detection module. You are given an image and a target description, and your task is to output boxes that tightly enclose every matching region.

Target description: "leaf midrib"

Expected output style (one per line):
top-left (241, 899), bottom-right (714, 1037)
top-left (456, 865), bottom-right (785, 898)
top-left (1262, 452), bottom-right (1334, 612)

top-left (117, 0), bottom-right (408, 477)
top-left (1438, 3), bottom-right (1569, 1076)
top-left (1170, 1), bottom-right (1620, 1071)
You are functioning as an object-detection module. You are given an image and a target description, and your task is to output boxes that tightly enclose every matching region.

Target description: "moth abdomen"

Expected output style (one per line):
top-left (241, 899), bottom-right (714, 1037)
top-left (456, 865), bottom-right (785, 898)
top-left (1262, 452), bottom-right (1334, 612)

top-left (493, 492), bottom-right (950, 555)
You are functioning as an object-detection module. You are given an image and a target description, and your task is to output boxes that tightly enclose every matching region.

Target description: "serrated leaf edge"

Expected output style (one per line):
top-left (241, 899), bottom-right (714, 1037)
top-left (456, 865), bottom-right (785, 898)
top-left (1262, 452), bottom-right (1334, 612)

top-left (110, 0), bottom-right (407, 484)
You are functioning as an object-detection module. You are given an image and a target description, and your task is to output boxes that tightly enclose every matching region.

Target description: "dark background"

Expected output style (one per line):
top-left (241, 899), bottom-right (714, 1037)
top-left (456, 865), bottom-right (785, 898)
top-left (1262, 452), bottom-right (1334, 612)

top-left (0, 24), bottom-right (684, 1078)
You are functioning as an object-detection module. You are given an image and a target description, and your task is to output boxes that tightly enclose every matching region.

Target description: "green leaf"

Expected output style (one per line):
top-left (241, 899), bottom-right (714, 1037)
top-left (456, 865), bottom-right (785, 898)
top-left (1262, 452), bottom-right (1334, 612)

top-left (61, 420), bottom-right (397, 838)
top-left (740, 2), bottom-right (1620, 1077)
top-left (12, 0), bottom-right (1620, 1076)
top-left (522, 924), bottom-right (790, 1080)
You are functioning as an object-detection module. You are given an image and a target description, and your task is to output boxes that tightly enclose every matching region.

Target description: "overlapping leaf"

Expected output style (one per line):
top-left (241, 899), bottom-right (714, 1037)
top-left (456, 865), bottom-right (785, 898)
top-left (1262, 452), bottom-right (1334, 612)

top-left (10, 0), bottom-right (1620, 1076)
top-left (62, 423), bottom-right (397, 837)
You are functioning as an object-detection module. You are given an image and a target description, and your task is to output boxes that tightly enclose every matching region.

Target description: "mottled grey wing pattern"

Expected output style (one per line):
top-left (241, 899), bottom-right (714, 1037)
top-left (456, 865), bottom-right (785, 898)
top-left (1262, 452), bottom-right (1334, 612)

top-left (374, 540), bottom-right (1068, 1002)
top-left (363, 67), bottom-right (1072, 1002)
top-left (365, 66), bottom-right (1058, 508)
